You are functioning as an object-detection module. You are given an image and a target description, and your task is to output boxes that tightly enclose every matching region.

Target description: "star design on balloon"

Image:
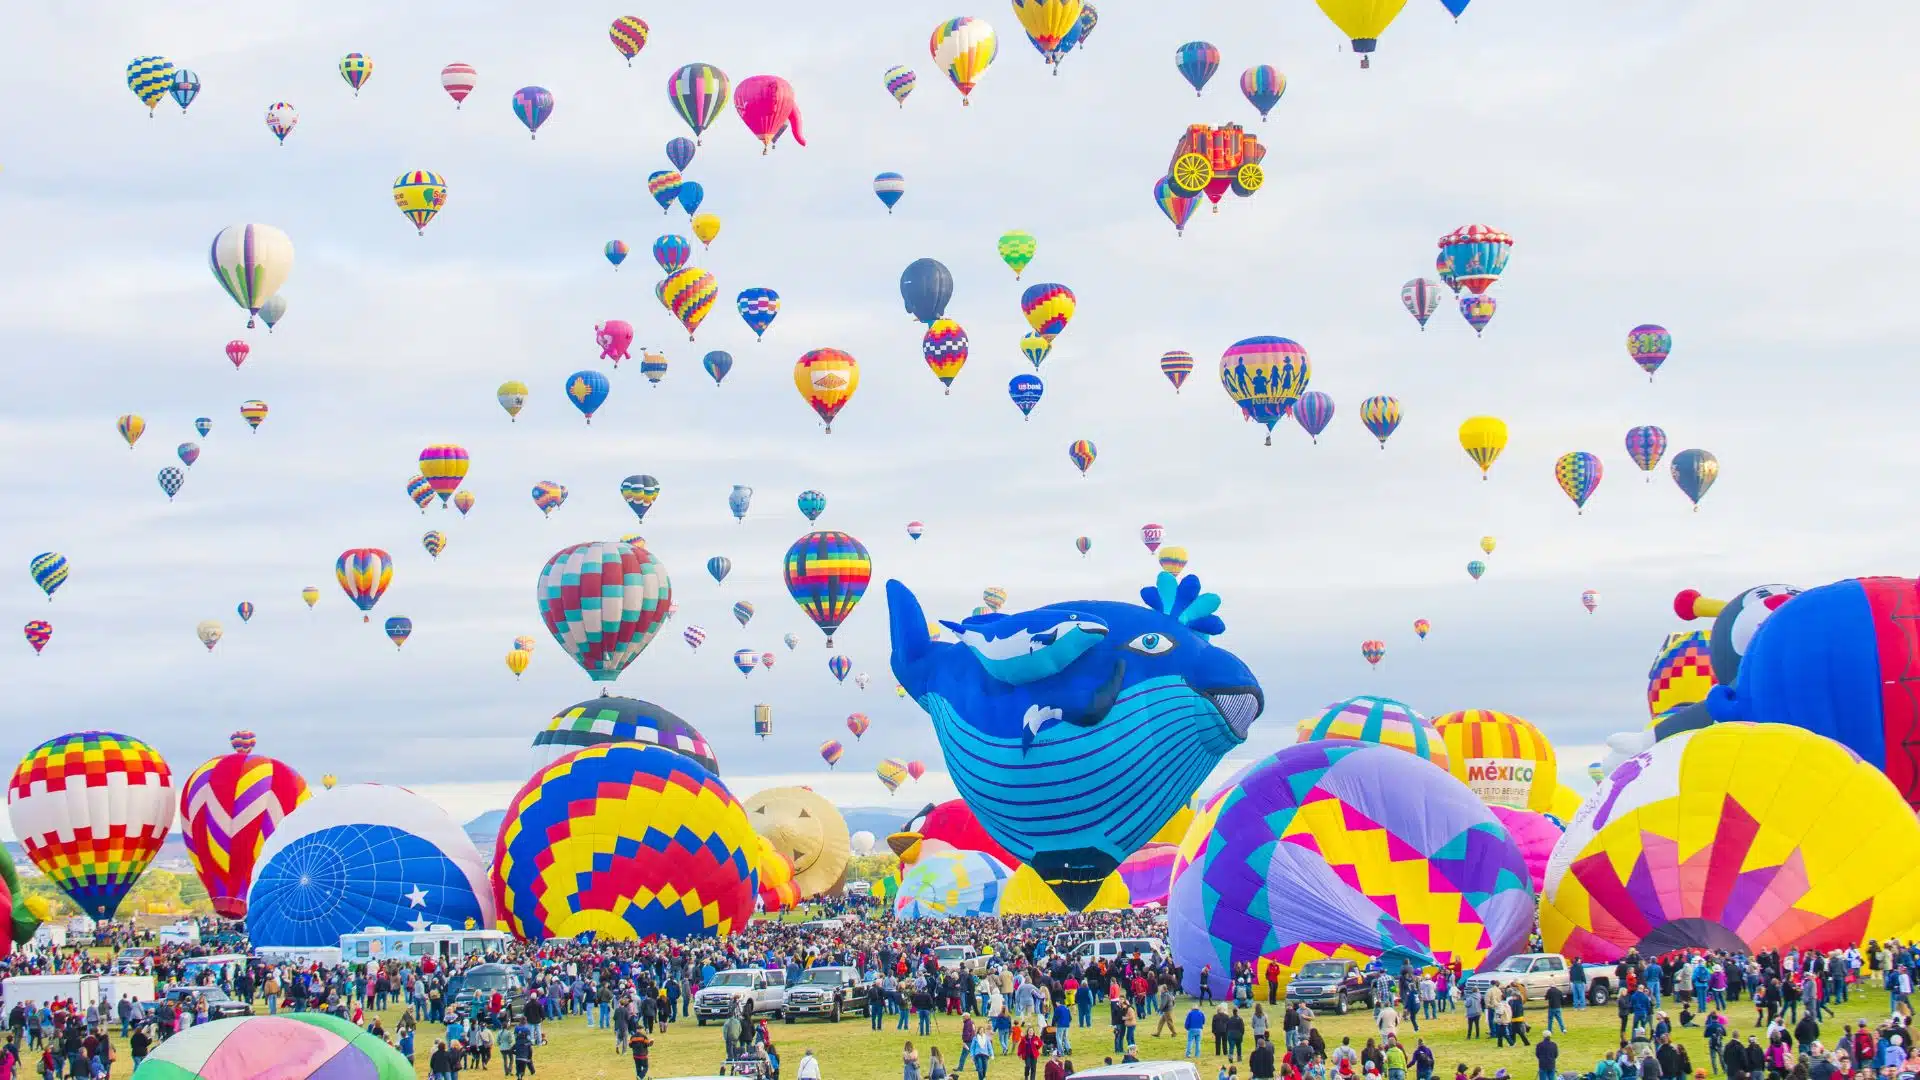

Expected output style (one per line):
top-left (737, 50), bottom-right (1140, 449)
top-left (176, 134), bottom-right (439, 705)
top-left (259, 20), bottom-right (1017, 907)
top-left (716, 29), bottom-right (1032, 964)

top-left (405, 885), bottom-right (428, 909)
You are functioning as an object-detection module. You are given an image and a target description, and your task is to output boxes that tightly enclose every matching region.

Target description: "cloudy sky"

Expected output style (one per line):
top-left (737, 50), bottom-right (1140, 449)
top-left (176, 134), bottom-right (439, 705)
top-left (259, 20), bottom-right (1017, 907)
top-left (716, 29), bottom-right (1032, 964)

top-left (4, 0), bottom-right (1914, 833)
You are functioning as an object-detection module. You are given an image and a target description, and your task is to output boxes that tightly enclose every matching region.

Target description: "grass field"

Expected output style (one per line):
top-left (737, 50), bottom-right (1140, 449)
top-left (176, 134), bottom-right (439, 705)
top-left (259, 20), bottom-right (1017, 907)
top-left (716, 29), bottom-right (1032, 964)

top-left (373, 983), bottom-right (1893, 1080)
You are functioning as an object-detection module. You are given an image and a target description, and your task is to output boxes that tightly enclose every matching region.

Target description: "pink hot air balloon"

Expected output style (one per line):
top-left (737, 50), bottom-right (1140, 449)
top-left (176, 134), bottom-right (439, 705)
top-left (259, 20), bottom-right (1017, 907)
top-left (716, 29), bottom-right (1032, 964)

top-left (225, 340), bottom-right (249, 369)
top-left (440, 63), bottom-right (477, 108)
top-left (596, 320), bottom-right (634, 366)
top-left (735, 75), bottom-right (805, 155)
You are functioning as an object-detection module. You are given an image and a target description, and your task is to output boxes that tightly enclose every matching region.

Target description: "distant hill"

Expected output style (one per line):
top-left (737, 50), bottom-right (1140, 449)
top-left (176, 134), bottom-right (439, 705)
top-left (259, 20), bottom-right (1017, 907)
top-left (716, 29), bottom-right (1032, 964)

top-left (841, 806), bottom-right (915, 839)
top-left (465, 811), bottom-right (505, 860)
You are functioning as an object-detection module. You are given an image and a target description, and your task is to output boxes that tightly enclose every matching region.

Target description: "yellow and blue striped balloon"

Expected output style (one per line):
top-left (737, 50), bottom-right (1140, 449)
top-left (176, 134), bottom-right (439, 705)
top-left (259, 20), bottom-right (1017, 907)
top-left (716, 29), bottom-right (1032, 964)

top-left (126, 57), bottom-right (175, 115)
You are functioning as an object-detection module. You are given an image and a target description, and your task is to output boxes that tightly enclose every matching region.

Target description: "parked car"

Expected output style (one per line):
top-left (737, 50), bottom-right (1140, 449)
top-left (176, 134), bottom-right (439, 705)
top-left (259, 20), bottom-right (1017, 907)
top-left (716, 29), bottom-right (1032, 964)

top-left (933, 945), bottom-right (989, 973)
top-left (446, 962), bottom-right (532, 1020)
top-left (694, 969), bottom-right (787, 1024)
top-left (1285, 959), bottom-right (1372, 1014)
top-left (1462, 953), bottom-right (1614, 1005)
top-left (143, 986), bottom-right (252, 1021)
top-left (783, 966), bottom-right (873, 1022)
top-left (1067, 938), bottom-right (1169, 966)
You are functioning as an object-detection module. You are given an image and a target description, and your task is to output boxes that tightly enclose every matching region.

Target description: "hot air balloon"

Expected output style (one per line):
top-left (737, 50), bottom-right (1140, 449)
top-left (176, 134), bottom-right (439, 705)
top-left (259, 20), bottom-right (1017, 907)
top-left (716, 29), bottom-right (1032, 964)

top-left (1467, 560), bottom-right (1486, 581)
top-left (829, 655), bottom-right (852, 683)
top-left (208, 224), bottom-right (294, 328)
top-left (392, 171), bottom-right (448, 235)
top-left (817, 741), bottom-right (845, 769)
top-left (1293, 391), bottom-right (1335, 443)
top-left (661, 268), bottom-right (718, 340)
top-left (693, 212), bottom-right (722, 248)
top-left (899, 258), bottom-right (953, 323)
top-left (24, 621), bottom-right (52, 654)
top-left (1140, 524), bottom-right (1165, 553)
top-left (418, 445), bottom-right (468, 506)
top-left (737, 287), bottom-right (779, 339)
top-left (1438, 224), bottom-right (1512, 295)
top-left (593, 320), bottom-right (634, 367)
top-left (421, 531), bottom-right (446, 559)
top-left (707, 557), bottom-right (732, 584)
top-left (497, 380), bottom-right (528, 421)
top-left (1458, 416), bottom-right (1508, 479)
top-left (511, 86), bottom-right (554, 138)
top-left (1361, 640), bottom-right (1386, 668)
top-left (512, 635), bottom-right (537, 655)
top-left (1627, 324), bottom-right (1672, 380)
top-left (783, 633), bottom-right (800, 651)
top-left (795, 349), bottom-right (859, 433)
top-left (1314, 0), bottom-right (1412, 66)
top-left (783, 531), bottom-right (872, 647)
top-left (400, 474), bottom-right (429, 512)
top-left (1624, 425), bottom-right (1668, 480)
top-left (1413, 619), bottom-right (1430, 639)
top-left (846, 713), bottom-right (871, 740)
top-left (877, 759), bottom-right (911, 794)
top-left (454, 490), bottom-right (475, 516)
top-left (1582, 589), bottom-right (1599, 614)
top-left (440, 63), bottom-right (476, 108)
top-left (338, 53), bottom-right (373, 95)
top-left (29, 553), bottom-right (67, 601)
top-left (335, 549), bottom-right (392, 622)
top-left (1175, 41), bottom-right (1220, 95)
top-left (621, 476), bottom-right (661, 522)
top-left (127, 57), bottom-right (175, 116)
top-left (906, 521), bottom-right (925, 541)
top-left (1671, 449), bottom-right (1719, 510)
top-left (732, 601), bottom-right (755, 628)
top-left (225, 340), bottom-right (249, 369)
top-left (150, 465), bottom-right (182, 502)
top-left (727, 485), bottom-right (753, 523)
top-left (904, 761), bottom-right (927, 782)
top-left (1158, 547), bottom-right (1190, 577)
top-left (1402, 278), bottom-right (1442, 329)
top-left (991, 374), bottom-right (1038, 420)
top-left (1220, 336), bottom-right (1310, 445)
top-left (665, 137), bottom-right (697, 171)
top-left (506, 649), bottom-right (530, 678)
top-left (1239, 65), bottom-right (1285, 119)
top-left (1021, 334), bottom-right (1052, 370)
top-left (997, 231), bottom-right (1038, 278)
top-left (1555, 451), bottom-right (1603, 514)
top-left (196, 620), bottom-right (223, 651)
top-left (1067, 440), bottom-right (1097, 476)
top-left (264, 102), bottom-right (299, 144)
top-left (733, 651), bottom-right (756, 677)
top-left (930, 17), bottom-right (998, 104)
top-left (530, 482), bottom-right (567, 517)
top-left (701, 350), bottom-right (733, 386)
top-left (1154, 176), bottom-right (1200, 236)
top-left (885, 66), bottom-right (917, 106)
top-left (1480, 536), bottom-right (1497, 555)
top-left (678, 181), bottom-right (705, 216)
top-left (300, 586), bottom-right (319, 609)
top-left (1159, 350), bottom-right (1194, 391)
top-left (1012, 0), bottom-right (1084, 68)
top-left (564, 370), bottom-right (610, 423)
top-left (195, 417), bottom-right (213, 437)
top-left (640, 352), bottom-right (668, 386)
top-left (679, 625), bottom-right (707, 652)
top-left (646, 170), bottom-right (683, 212)
top-left (793, 490), bottom-right (827, 524)
top-left (922, 319), bottom-right (969, 393)
top-left (240, 400), bottom-right (269, 432)
top-left (609, 16), bottom-right (649, 64)
top-left (1460, 294), bottom-right (1497, 336)
top-left (874, 172), bottom-right (906, 213)
top-left (981, 587), bottom-right (1009, 613)
top-left (537, 540), bottom-right (671, 685)
top-left (1020, 282), bottom-right (1075, 342)
top-left (735, 75), bottom-right (804, 154)
top-left (383, 617), bottom-right (412, 649)
top-left (116, 414), bottom-right (144, 448)
top-left (1431, 709), bottom-right (1559, 812)
top-left (652, 235), bottom-right (690, 275)
top-left (1073, 536), bottom-right (1092, 558)
top-left (8, 732), bottom-right (175, 919)
top-left (668, 63), bottom-right (730, 143)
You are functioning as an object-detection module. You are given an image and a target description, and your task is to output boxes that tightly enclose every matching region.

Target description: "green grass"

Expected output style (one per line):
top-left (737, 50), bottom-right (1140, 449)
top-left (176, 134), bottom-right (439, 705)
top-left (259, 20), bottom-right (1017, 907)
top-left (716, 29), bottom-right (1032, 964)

top-left (370, 984), bottom-right (1893, 1079)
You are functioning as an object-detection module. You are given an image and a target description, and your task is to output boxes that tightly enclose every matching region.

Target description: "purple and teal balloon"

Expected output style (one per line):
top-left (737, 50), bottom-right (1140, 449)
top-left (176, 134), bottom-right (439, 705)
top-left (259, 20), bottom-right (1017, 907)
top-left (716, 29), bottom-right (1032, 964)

top-left (828, 655), bottom-right (852, 683)
top-left (666, 137), bottom-right (696, 171)
top-left (1554, 451), bottom-right (1603, 514)
top-left (1175, 41), bottom-right (1220, 96)
top-left (653, 234), bottom-right (692, 274)
top-left (605, 240), bottom-right (630, 269)
top-left (511, 86), bottom-right (553, 139)
top-left (737, 288), bottom-right (780, 340)
top-left (668, 62), bottom-right (730, 143)
top-left (797, 490), bottom-right (827, 523)
top-left (1627, 324), bottom-right (1672, 381)
top-left (1009, 374), bottom-right (1043, 420)
top-left (1292, 391), bottom-right (1334, 444)
top-left (1467, 560), bottom-right (1486, 581)
top-left (1625, 425), bottom-right (1668, 481)
top-left (874, 172), bottom-right (906, 213)
top-left (177, 442), bottom-right (201, 467)
top-left (1238, 65), bottom-right (1284, 120)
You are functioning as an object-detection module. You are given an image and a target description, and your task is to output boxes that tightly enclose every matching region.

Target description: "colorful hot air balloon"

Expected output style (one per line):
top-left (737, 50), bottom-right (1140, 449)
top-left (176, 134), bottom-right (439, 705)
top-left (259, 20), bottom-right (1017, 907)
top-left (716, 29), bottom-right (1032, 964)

top-left (1067, 440), bottom-right (1097, 476)
top-left (1013, 0), bottom-right (1084, 67)
top-left (737, 287), bottom-right (779, 339)
top-left (1154, 176), bottom-right (1200, 236)
top-left (899, 258), bottom-right (953, 323)
top-left (1582, 589), bottom-right (1599, 614)
top-left (665, 137), bottom-right (697, 171)
top-left (1361, 640), bottom-right (1386, 668)
top-left (127, 57), bottom-right (175, 116)
top-left (454, 490), bottom-right (475, 516)
top-left (794, 349), bottom-right (859, 433)
top-left (335, 549), bottom-right (393, 622)
top-left (700, 350), bottom-right (734, 386)
top-left (1075, 536), bottom-right (1091, 556)
top-left (640, 352), bottom-right (668, 386)
top-left (646, 170), bottom-right (683, 212)
top-left (497, 380), bottom-right (528, 421)
top-left (537, 540), bottom-right (671, 684)
top-left (1460, 294), bottom-right (1497, 336)
top-left (1413, 618), bottom-right (1430, 639)
top-left (668, 63), bottom-right (731, 142)
top-left (651, 235), bottom-right (689, 274)
top-left (1140, 524), bottom-right (1165, 553)
top-left (828, 655), bottom-right (852, 683)
top-left (819, 741), bottom-right (844, 769)
top-left (29, 553), bottom-right (68, 600)
top-left (421, 531), bottom-right (446, 559)
top-left (621, 475), bottom-right (661, 522)
top-left (795, 490), bottom-right (827, 524)
top-left (1155, 350), bottom-right (1194, 392)
top-left (1625, 425), bottom-right (1668, 480)
top-left (922, 319), bottom-right (969, 393)
top-left (1402, 278), bottom-right (1442, 329)
top-left (732, 601), bottom-right (755, 628)
top-left (1020, 283), bottom-right (1075, 342)
top-left (1158, 546), bottom-right (1190, 577)
top-left (1220, 336), bottom-right (1310, 445)
top-left (930, 17), bottom-right (998, 105)
top-left (1438, 224), bottom-right (1512, 295)
top-left (117, 414), bottom-right (144, 448)
top-left (383, 617), bottom-right (412, 649)
top-left (661, 268), bottom-right (718, 340)
top-left (707, 557), bottom-right (732, 584)
top-left (440, 63), bottom-right (476, 108)
top-left (225, 340), bottom-right (249, 369)
top-left (1467, 560), bottom-right (1486, 581)
top-left (1626, 324), bottom-right (1673, 381)
top-left (1174, 41), bottom-right (1220, 95)
top-left (264, 102), bottom-right (299, 144)
top-left (23, 621), bottom-right (50, 654)
top-left (565, 370), bottom-right (610, 423)
top-left (1239, 65), bottom-right (1285, 119)
top-left (300, 586), bottom-right (319, 609)
top-left (885, 66), bottom-right (917, 106)
top-left (158, 467), bottom-right (185, 501)
top-left (511, 86), bottom-right (554, 138)
top-left (338, 53), bottom-right (373, 95)
top-left (1020, 335), bottom-right (1052, 370)
top-left (735, 75), bottom-right (805, 153)
top-left (391, 171), bottom-right (448, 234)
top-left (8, 732), bottom-right (175, 919)
top-left (418, 445), bottom-right (468, 506)
top-left (877, 759), bottom-right (910, 794)
top-left (1587, 761), bottom-right (1605, 783)
top-left (682, 626), bottom-right (706, 651)
top-left (1458, 416), bottom-right (1508, 479)
top-left (609, 16), bottom-right (649, 64)
top-left (1555, 451), bottom-right (1604, 514)
top-left (170, 69), bottom-right (201, 112)
top-left (783, 531), bottom-right (872, 647)
top-left (982, 586), bottom-right (1009, 612)
top-left (998, 231), bottom-right (1038, 278)
top-left (1431, 709), bottom-right (1559, 812)
top-left (195, 417), bottom-right (212, 437)
top-left (874, 172), bottom-right (906, 213)
top-left (240, 400), bottom-right (269, 432)
top-left (733, 650), bottom-right (757, 676)
top-left (208, 224), bottom-right (294, 328)
top-left (1671, 449), bottom-right (1719, 510)
top-left (1292, 391), bottom-right (1334, 443)
top-left (530, 482), bottom-right (567, 517)
top-left (1315, 0), bottom-right (1413, 67)
top-left (513, 635), bottom-right (537, 655)
top-left (1006, 374), bottom-right (1043, 419)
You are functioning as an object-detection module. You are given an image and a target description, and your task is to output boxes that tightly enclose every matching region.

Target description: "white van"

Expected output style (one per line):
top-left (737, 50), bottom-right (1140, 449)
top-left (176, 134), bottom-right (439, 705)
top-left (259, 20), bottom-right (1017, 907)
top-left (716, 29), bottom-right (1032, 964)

top-left (1068, 937), bottom-right (1169, 965)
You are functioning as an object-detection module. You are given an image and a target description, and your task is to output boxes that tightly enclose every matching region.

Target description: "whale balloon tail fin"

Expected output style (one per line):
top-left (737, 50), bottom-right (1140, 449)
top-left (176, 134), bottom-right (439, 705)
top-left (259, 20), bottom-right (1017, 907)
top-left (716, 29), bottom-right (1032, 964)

top-left (888, 580), bottom-right (935, 692)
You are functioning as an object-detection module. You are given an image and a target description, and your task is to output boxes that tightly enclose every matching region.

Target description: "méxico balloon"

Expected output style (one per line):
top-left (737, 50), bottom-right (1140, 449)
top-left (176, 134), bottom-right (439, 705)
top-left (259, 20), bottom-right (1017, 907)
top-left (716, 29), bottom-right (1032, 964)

top-left (1169, 740), bottom-right (1532, 1001)
top-left (247, 783), bottom-right (493, 947)
top-left (180, 733), bottom-right (312, 918)
top-left (8, 732), bottom-right (174, 919)
top-left (494, 743), bottom-right (759, 941)
top-left (889, 570), bottom-right (1263, 909)
top-left (1432, 710), bottom-right (1558, 813)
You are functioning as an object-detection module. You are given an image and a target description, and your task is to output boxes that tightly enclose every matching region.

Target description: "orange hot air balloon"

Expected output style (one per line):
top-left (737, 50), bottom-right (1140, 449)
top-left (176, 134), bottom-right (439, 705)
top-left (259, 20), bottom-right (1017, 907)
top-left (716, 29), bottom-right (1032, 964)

top-left (794, 349), bottom-right (860, 433)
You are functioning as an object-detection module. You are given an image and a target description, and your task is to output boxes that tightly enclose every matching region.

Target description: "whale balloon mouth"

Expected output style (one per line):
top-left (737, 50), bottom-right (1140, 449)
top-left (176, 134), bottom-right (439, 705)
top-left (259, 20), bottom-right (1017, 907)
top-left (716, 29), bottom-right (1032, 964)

top-left (1205, 685), bottom-right (1265, 738)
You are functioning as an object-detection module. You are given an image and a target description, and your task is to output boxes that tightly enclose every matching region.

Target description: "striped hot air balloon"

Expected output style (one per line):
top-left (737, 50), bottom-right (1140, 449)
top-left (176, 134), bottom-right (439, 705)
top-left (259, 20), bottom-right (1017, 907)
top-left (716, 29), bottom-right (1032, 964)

top-left (179, 734), bottom-right (311, 918)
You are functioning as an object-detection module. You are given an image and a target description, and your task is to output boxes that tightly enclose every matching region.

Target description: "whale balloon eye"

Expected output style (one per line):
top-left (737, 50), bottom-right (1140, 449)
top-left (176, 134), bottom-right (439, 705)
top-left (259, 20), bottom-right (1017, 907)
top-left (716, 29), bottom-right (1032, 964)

top-left (1126, 632), bottom-right (1173, 655)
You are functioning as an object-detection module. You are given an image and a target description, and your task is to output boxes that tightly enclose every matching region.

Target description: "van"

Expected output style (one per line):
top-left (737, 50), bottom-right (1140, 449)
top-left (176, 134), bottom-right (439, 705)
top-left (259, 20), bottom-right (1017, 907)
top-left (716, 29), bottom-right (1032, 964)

top-left (1068, 938), bottom-right (1168, 965)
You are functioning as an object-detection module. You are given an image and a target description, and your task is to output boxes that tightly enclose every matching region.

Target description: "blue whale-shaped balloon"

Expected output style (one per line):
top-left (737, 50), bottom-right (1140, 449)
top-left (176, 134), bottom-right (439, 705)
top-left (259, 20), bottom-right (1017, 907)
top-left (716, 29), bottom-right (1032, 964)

top-left (888, 571), bottom-right (1264, 909)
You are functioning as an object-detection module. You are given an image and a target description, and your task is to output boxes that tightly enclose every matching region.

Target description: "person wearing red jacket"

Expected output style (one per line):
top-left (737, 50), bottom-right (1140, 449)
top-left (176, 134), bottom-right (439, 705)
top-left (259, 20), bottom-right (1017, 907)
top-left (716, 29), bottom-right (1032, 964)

top-left (1019, 1032), bottom-right (1044, 1080)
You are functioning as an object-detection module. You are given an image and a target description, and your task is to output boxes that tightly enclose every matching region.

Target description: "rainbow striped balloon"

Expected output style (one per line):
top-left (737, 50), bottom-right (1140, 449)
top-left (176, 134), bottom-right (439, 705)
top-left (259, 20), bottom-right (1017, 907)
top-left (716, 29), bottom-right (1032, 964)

top-left (8, 732), bottom-right (174, 919)
top-left (783, 531), bottom-right (871, 647)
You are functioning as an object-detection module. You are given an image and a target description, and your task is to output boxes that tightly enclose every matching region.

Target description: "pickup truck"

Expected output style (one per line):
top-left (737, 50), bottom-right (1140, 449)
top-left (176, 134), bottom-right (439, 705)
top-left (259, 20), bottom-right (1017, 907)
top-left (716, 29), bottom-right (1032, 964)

top-left (143, 986), bottom-right (253, 1021)
top-left (1284, 959), bottom-right (1372, 1015)
top-left (784, 966), bottom-right (875, 1022)
top-left (1462, 953), bottom-right (1615, 1005)
top-left (693, 968), bottom-right (787, 1024)
top-left (933, 945), bottom-right (989, 973)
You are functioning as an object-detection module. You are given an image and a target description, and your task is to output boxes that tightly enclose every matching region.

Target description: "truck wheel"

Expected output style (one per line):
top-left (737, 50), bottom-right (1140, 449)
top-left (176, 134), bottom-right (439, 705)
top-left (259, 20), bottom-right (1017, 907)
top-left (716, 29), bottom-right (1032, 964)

top-left (1337, 996), bottom-right (1349, 1015)
top-left (1589, 983), bottom-right (1609, 1006)
top-left (697, 1017), bottom-right (707, 1027)
top-left (785, 1012), bottom-right (795, 1024)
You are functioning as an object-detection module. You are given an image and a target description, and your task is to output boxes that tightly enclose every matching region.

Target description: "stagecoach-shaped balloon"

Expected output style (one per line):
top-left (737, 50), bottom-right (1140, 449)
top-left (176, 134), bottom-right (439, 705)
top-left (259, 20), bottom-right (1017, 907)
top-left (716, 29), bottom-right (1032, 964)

top-left (1165, 123), bottom-right (1267, 206)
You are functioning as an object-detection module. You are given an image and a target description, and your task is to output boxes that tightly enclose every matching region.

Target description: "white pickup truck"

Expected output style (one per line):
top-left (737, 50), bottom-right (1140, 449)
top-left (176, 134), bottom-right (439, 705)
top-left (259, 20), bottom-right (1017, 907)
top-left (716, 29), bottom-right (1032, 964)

top-left (934, 945), bottom-right (990, 973)
top-left (693, 968), bottom-right (788, 1024)
top-left (1462, 953), bottom-right (1615, 1005)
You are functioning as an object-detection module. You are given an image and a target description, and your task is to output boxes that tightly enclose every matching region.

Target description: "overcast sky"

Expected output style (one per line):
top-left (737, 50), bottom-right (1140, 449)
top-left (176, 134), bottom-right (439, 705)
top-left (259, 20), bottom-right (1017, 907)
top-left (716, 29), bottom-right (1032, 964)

top-left (4, 0), bottom-right (1916, 834)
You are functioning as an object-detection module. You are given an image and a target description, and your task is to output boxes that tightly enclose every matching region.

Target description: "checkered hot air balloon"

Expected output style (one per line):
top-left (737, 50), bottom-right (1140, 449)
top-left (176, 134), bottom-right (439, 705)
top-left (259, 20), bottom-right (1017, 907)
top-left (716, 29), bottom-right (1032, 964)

top-left (1555, 451), bottom-right (1603, 514)
top-left (537, 540), bottom-right (671, 684)
top-left (921, 319), bottom-right (969, 393)
top-left (179, 736), bottom-right (310, 918)
top-left (661, 268), bottom-right (717, 340)
top-left (8, 732), bottom-right (175, 919)
top-left (337, 53), bottom-right (373, 95)
top-left (783, 531), bottom-right (871, 647)
top-left (930, 17), bottom-right (999, 105)
top-left (738, 288), bottom-right (780, 339)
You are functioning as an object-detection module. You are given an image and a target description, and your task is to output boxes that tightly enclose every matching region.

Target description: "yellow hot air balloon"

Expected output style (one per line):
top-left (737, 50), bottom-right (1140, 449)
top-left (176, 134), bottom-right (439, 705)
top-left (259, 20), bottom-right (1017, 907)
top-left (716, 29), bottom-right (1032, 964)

top-left (117, 414), bottom-right (145, 449)
top-left (691, 212), bottom-right (722, 249)
top-left (497, 380), bottom-right (529, 421)
top-left (1012, 0), bottom-right (1084, 66)
top-left (1458, 416), bottom-right (1508, 479)
top-left (794, 349), bottom-right (860, 434)
top-left (1479, 536), bottom-right (1496, 555)
top-left (392, 170), bottom-right (448, 234)
top-left (1314, 0), bottom-right (1411, 68)
top-left (301, 586), bottom-right (320, 609)
top-left (320, 774), bottom-right (338, 790)
top-left (506, 648), bottom-right (531, 679)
